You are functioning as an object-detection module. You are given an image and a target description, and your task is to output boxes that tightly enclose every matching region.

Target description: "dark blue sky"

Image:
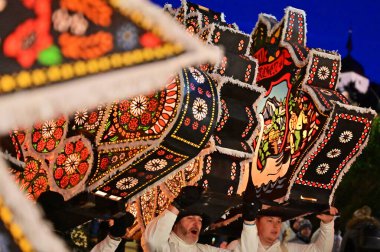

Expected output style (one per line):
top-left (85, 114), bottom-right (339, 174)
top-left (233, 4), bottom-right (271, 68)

top-left (151, 0), bottom-right (380, 84)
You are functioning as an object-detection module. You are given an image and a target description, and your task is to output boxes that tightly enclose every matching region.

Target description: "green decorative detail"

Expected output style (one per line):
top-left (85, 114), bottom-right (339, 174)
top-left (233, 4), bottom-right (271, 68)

top-left (38, 45), bottom-right (62, 66)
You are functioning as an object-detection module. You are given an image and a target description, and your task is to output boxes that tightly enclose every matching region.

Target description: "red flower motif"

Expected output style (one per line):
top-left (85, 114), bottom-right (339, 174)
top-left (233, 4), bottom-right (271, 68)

top-left (139, 32), bottom-right (162, 48)
top-left (56, 117), bottom-right (65, 127)
top-left (147, 99), bottom-right (158, 112)
top-left (157, 150), bottom-right (165, 156)
top-left (128, 118), bottom-right (139, 131)
top-left (56, 154), bottom-right (66, 165)
top-left (120, 113), bottom-right (130, 125)
top-left (197, 87), bottom-right (203, 94)
top-left (192, 121), bottom-right (199, 130)
top-left (75, 140), bottom-right (84, 152)
top-left (78, 162), bottom-right (88, 175)
top-left (32, 131), bottom-right (41, 143)
top-left (60, 175), bottom-right (69, 188)
top-left (36, 140), bottom-right (46, 152)
top-left (128, 168), bottom-right (137, 173)
top-left (173, 157), bottom-right (182, 162)
top-left (145, 174), bottom-right (153, 180)
top-left (80, 148), bottom-right (89, 160)
top-left (33, 176), bottom-right (48, 196)
top-left (65, 142), bottom-right (74, 155)
top-left (70, 174), bottom-right (80, 186)
top-left (53, 127), bottom-right (63, 139)
top-left (141, 112), bottom-right (151, 125)
top-left (119, 100), bottom-right (130, 111)
top-left (24, 161), bottom-right (38, 181)
top-left (46, 139), bottom-right (56, 151)
top-left (34, 122), bottom-right (42, 130)
top-left (88, 112), bottom-right (98, 124)
top-left (206, 90), bottom-right (211, 98)
top-left (54, 167), bottom-right (64, 179)
top-left (103, 186), bottom-right (111, 192)
top-left (184, 117), bottom-right (191, 126)
top-left (17, 133), bottom-right (26, 144)
top-left (165, 154), bottom-right (173, 160)
top-left (3, 18), bottom-right (52, 68)
top-left (100, 157), bottom-right (109, 170)
top-left (200, 125), bottom-right (207, 133)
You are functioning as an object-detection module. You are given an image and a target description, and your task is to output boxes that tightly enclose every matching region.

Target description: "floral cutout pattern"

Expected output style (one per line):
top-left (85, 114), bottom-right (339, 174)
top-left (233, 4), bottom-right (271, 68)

top-left (116, 177), bottom-right (138, 190)
top-left (339, 130), bottom-right (353, 143)
top-left (189, 67), bottom-right (205, 83)
top-left (12, 156), bottom-right (49, 200)
top-left (317, 66), bottom-right (330, 80)
top-left (53, 138), bottom-right (92, 189)
top-left (192, 97), bottom-right (208, 121)
top-left (130, 95), bottom-right (148, 117)
top-left (144, 158), bottom-right (167, 171)
top-left (72, 105), bottom-right (105, 133)
top-left (316, 163), bottom-right (330, 175)
top-left (31, 116), bottom-right (66, 153)
top-left (327, 148), bottom-right (341, 158)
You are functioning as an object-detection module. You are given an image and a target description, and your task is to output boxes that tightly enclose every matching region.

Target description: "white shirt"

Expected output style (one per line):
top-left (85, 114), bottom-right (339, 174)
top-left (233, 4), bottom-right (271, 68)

top-left (230, 220), bottom-right (334, 252)
top-left (90, 235), bottom-right (121, 252)
top-left (142, 209), bottom-right (256, 252)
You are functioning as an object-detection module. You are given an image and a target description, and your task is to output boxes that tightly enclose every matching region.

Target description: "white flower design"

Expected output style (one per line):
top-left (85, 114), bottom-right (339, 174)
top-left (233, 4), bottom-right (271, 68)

top-left (64, 153), bottom-right (80, 175)
top-left (190, 67), bottom-right (205, 83)
top-left (317, 66), bottom-right (330, 80)
top-left (130, 95), bottom-right (147, 117)
top-left (42, 120), bottom-right (57, 139)
top-left (192, 98), bottom-right (208, 121)
top-left (145, 158), bottom-right (167, 171)
top-left (70, 13), bottom-right (89, 36)
top-left (339, 130), bottom-right (353, 143)
top-left (116, 177), bottom-right (138, 190)
top-left (74, 108), bottom-right (88, 125)
top-left (327, 148), bottom-right (341, 158)
top-left (52, 8), bottom-right (71, 33)
top-left (316, 163), bottom-right (330, 175)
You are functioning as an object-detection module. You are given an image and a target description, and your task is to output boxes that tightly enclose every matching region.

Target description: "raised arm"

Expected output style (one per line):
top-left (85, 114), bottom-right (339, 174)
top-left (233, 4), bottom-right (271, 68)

top-left (141, 205), bottom-right (178, 251)
top-left (227, 191), bottom-right (262, 252)
top-left (287, 207), bottom-right (338, 252)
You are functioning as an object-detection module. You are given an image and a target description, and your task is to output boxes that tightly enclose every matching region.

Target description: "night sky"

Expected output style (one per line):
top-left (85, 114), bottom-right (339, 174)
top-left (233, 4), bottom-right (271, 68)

top-left (151, 0), bottom-right (380, 84)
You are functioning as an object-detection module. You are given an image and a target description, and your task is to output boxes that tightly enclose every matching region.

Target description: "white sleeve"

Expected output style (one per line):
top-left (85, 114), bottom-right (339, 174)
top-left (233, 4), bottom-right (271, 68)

top-left (287, 221), bottom-right (334, 252)
top-left (141, 209), bottom-right (177, 251)
top-left (90, 235), bottom-right (121, 252)
top-left (227, 223), bottom-right (258, 252)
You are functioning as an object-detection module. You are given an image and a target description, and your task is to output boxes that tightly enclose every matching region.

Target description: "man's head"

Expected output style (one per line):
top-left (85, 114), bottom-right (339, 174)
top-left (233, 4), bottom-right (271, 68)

top-left (298, 219), bottom-right (312, 239)
top-left (256, 216), bottom-right (282, 246)
top-left (173, 214), bottom-right (203, 244)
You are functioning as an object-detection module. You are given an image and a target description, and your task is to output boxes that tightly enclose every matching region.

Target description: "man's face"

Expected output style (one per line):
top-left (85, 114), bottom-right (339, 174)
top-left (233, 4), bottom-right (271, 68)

top-left (173, 215), bottom-right (202, 244)
top-left (256, 216), bottom-right (282, 246)
top-left (300, 227), bottom-right (312, 238)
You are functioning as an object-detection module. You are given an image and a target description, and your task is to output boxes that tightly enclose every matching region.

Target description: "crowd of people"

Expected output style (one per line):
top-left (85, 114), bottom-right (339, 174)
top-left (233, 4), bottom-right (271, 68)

top-left (34, 187), bottom-right (380, 251)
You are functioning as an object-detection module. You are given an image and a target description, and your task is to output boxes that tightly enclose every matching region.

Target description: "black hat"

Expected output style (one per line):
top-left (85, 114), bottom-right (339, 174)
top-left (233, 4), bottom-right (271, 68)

top-left (175, 209), bottom-right (211, 230)
top-left (37, 190), bottom-right (65, 213)
top-left (174, 191), bottom-right (241, 232)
